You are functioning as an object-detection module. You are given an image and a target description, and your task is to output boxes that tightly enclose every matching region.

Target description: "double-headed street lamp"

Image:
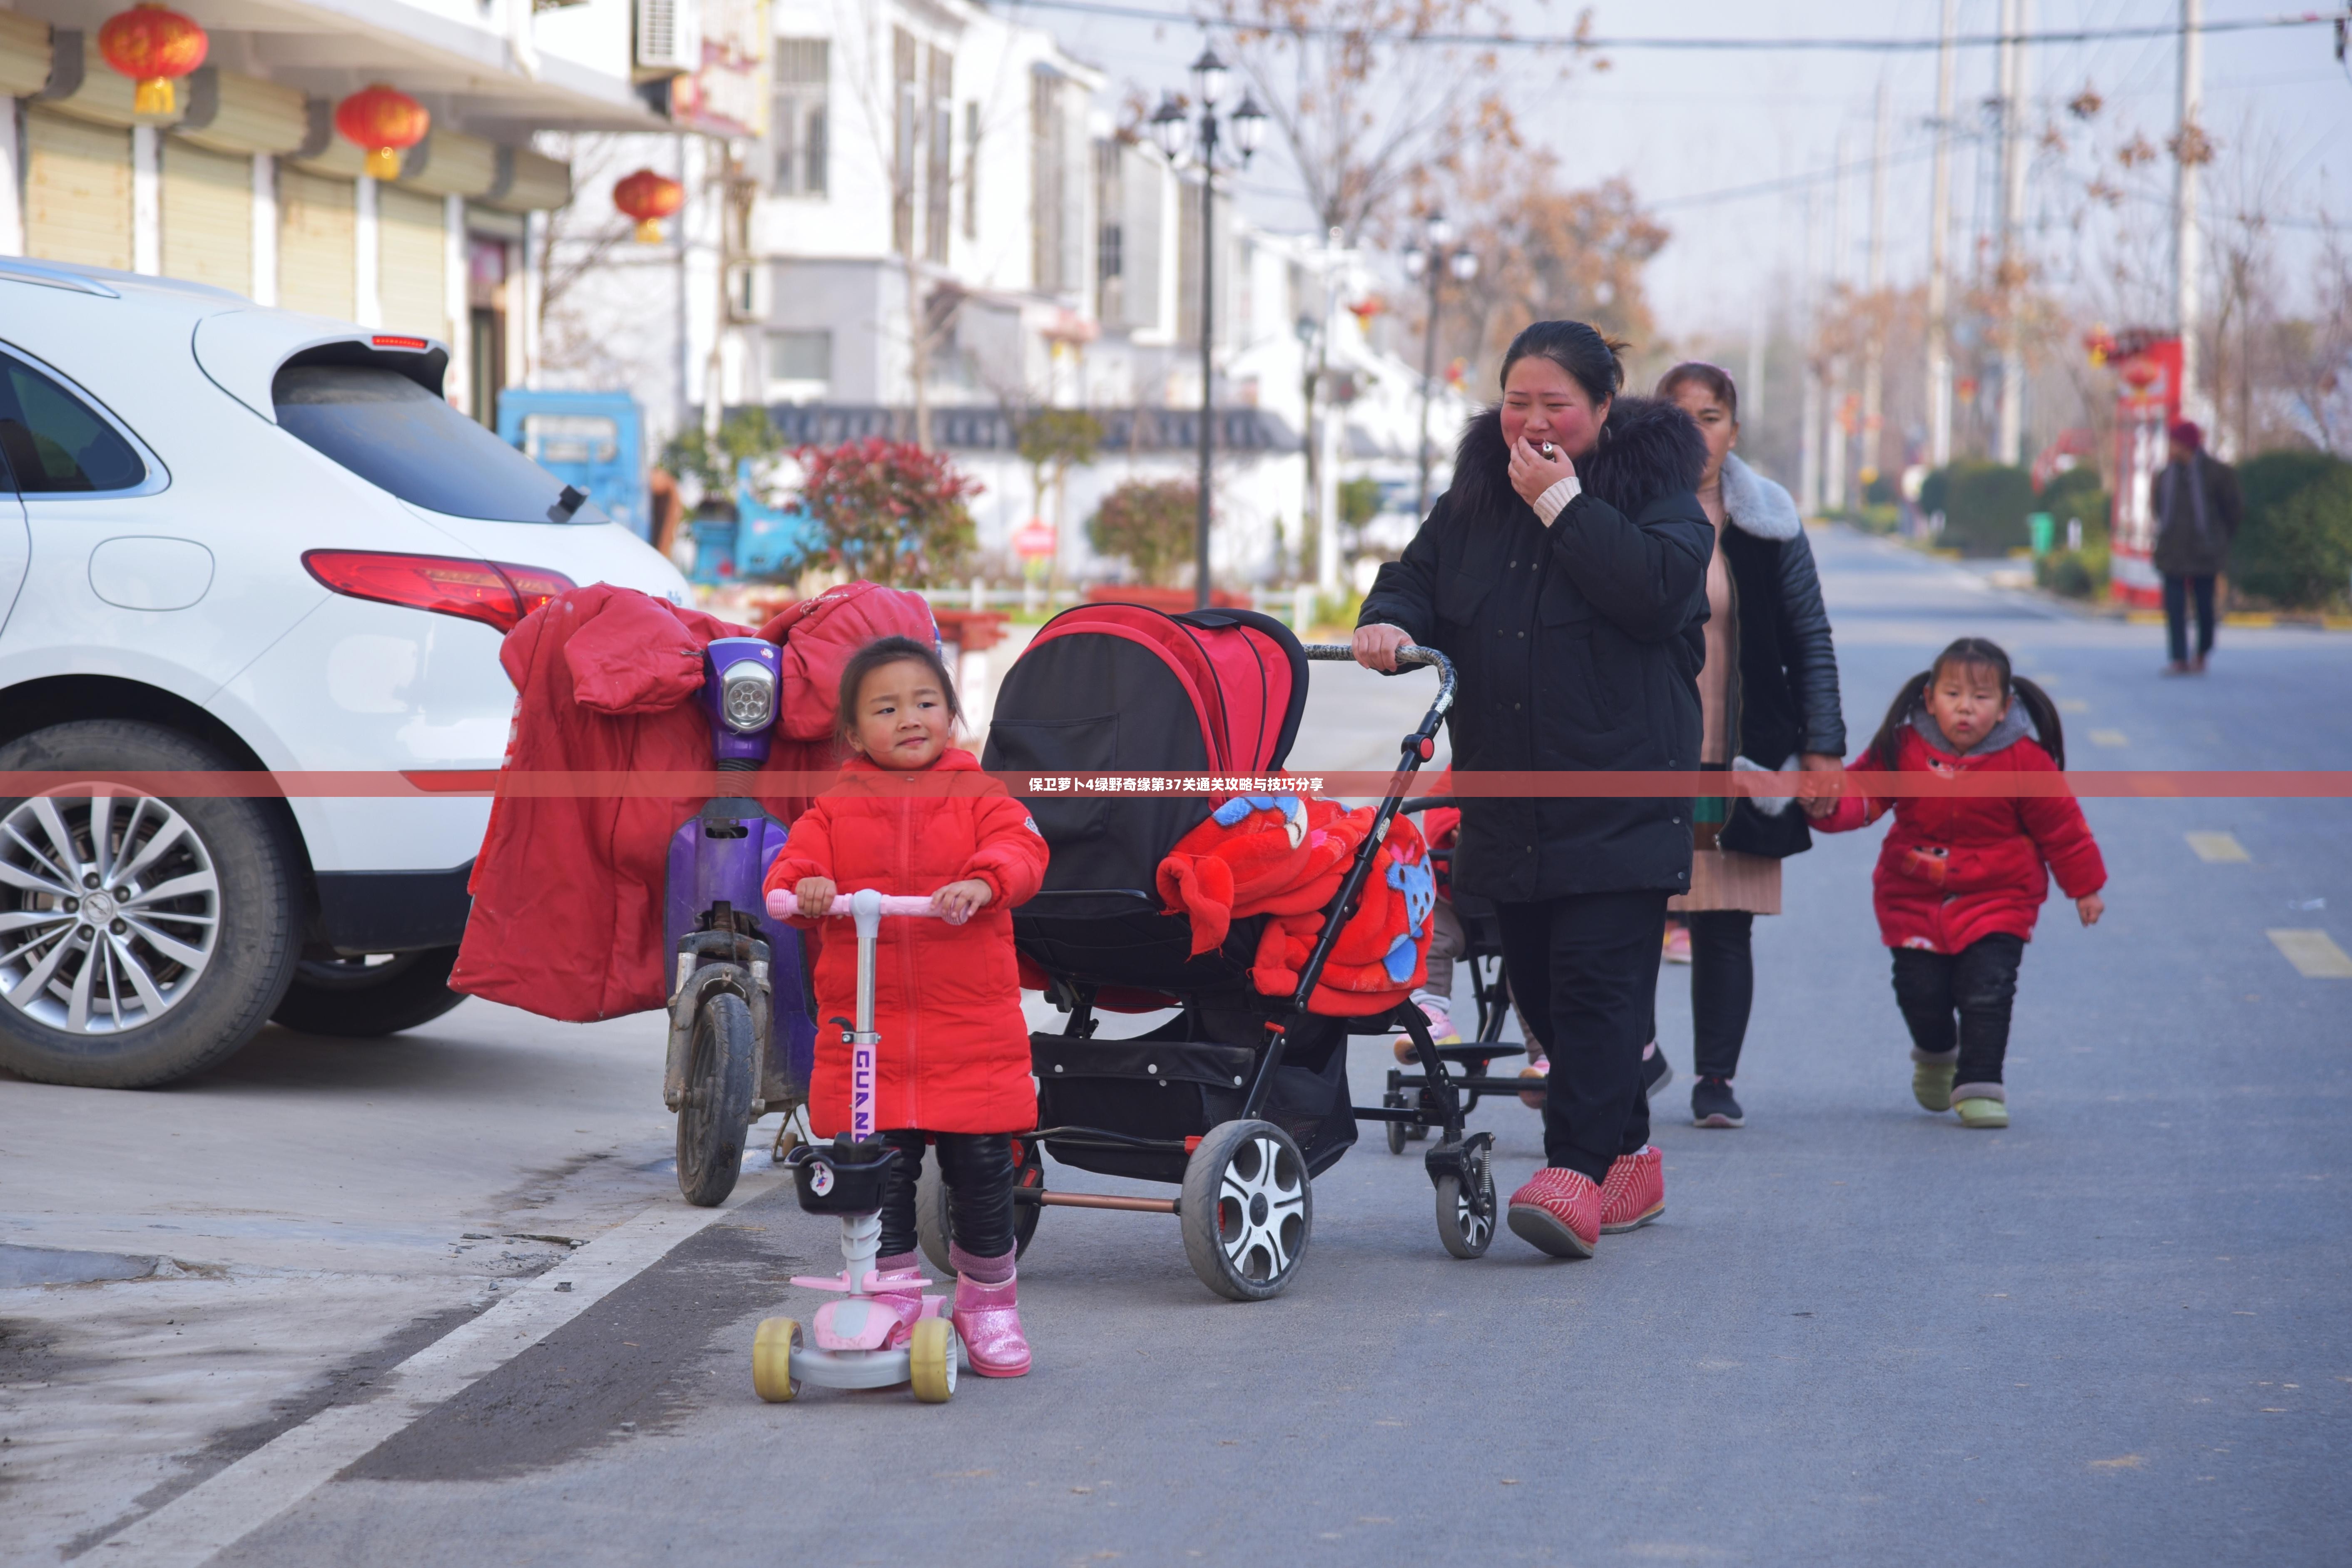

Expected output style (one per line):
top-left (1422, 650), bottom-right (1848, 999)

top-left (1150, 50), bottom-right (1265, 610)
top-left (1407, 212), bottom-right (1478, 519)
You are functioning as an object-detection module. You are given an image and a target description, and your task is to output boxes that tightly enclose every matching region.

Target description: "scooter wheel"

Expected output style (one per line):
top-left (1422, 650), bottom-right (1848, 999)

top-left (909, 1317), bottom-right (958, 1404)
top-left (752, 1317), bottom-right (803, 1402)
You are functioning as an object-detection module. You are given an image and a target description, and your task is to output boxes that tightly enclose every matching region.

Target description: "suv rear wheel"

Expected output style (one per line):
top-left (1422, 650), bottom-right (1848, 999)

top-left (0, 721), bottom-right (299, 1088)
top-left (271, 947), bottom-right (467, 1037)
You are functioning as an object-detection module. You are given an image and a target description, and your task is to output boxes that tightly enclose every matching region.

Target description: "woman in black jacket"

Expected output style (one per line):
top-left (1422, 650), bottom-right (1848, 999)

top-left (1355, 321), bottom-right (1710, 1259)
top-left (1653, 362), bottom-right (1847, 1131)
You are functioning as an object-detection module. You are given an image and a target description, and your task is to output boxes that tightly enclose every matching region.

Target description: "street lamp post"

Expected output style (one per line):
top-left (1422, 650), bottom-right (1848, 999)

top-left (1407, 212), bottom-right (1478, 520)
top-left (1150, 50), bottom-right (1264, 610)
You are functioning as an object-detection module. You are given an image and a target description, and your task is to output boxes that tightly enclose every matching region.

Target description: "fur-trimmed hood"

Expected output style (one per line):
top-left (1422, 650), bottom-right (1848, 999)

top-left (1449, 396), bottom-right (1707, 526)
top-left (1720, 452), bottom-right (1802, 541)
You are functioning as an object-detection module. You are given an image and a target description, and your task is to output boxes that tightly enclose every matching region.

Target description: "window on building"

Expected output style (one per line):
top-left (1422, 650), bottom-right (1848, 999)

top-left (767, 330), bottom-right (832, 386)
top-left (772, 39), bottom-right (830, 197)
top-left (0, 353), bottom-right (146, 494)
top-left (925, 50), bottom-right (954, 264)
top-left (1094, 139), bottom-right (1122, 321)
top-left (1030, 70), bottom-right (1065, 293)
top-left (892, 28), bottom-right (918, 255)
top-left (963, 102), bottom-right (981, 240)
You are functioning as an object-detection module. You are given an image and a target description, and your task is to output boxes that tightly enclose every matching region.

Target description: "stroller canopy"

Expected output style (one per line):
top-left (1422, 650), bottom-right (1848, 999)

top-left (983, 605), bottom-right (1309, 912)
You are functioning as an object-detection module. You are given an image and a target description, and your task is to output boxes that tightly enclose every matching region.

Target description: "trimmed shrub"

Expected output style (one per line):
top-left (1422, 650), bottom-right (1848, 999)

top-left (795, 438), bottom-right (980, 587)
top-left (2231, 453), bottom-right (2352, 609)
top-left (1941, 461), bottom-right (2034, 555)
top-left (2041, 465), bottom-right (2111, 543)
top-left (1088, 478), bottom-right (1199, 586)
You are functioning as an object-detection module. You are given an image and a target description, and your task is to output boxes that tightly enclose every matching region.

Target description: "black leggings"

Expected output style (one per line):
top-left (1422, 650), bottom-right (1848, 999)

top-left (1890, 935), bottom-right (2025, 1091)
top-left (1497, 889), bottom-right (1668, 1182)
top-left (1685, 911), bottom-right (1755, 1080)
top-left (875, 1130), bottom-right (1016, 1260)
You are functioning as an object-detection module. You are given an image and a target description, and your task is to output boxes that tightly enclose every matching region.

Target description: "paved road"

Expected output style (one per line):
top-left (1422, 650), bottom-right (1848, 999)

top-left (7, 526), bottom-right (2349, 1566)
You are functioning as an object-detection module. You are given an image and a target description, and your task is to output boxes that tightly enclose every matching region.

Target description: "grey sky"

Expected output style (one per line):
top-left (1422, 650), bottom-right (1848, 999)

top-left (1005, 1), bottom-right (2352, 336)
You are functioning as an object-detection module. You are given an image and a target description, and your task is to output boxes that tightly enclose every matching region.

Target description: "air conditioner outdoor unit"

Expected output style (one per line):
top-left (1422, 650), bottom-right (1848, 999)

top-left (635, 0), bottom-right (701, 74)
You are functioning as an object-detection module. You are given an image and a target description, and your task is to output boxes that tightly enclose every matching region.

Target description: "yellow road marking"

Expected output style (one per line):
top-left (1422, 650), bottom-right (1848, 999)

top-left (2268, 929), bottom-right (2352, 979)
top-left (2057, 698), bottom-right (2089, 713)
top-left (2185, 831), bottom-right (2250, 863)
top-left (2089, 729), bottom-right (2128, 747)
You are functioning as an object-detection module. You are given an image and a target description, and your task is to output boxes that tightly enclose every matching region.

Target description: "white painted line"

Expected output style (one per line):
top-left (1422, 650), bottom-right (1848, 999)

top-left (2057, 698), bottom-right (2090, 714)
top-left (2088, 729), bottom-right (2128, 748)
top-left (94, 1174), bottom-right (784, 1568)
top-left (2268, 929), bottom-right (2352, 980)
top-left (2185, 831), bottom-right (2250, 864)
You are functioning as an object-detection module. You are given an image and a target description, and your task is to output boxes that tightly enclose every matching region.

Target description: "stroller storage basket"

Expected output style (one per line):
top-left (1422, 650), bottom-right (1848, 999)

top-left (1032, 1015), bottom-right (1356, 1184)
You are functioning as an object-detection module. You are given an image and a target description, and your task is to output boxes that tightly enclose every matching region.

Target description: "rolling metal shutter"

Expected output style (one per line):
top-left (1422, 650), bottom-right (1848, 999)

top-left (160, 138), bottom-right (252, 295)
top-left (23, 108), bottom-right (131, 271)
top-left (376, 184), bottom-right (448, 341)
top-left (276, 167), bottom-right (354, 320)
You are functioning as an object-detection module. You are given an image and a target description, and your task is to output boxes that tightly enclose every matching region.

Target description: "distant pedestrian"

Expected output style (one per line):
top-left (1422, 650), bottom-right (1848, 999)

top-left (1648, 362), bottom-right (1849, 1131)
top-left (2151, 420), bottom-right (2241, 675)
top-left (1817, 637), bottom-right (2107, 1129)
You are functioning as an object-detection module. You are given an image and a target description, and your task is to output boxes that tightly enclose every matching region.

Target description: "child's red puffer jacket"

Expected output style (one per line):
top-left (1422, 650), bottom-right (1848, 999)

top-left (763, 750), bottom-right (1049, 1135)
top-left (1817, 720), bottom-right (2105, 953)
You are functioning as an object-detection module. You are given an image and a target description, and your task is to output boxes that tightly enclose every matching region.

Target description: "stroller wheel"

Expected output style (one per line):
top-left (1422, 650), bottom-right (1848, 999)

top-left (1181, 1120), bottom-right (1312, 1302)
top-left (751, 1317), bottom-right (803, 1402)
top-left (909, 1318), bottom-right (959, 1404)
top-left (1434, 1161), bottom-right (1497, 1259)
top-left (1382, 1093), bottom-right (1411, 1155)
top-left (917, 1137), bottom-right (1045, 1278)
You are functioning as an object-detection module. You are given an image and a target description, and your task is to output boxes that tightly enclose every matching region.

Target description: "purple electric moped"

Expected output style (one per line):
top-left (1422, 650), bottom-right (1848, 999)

top-left (661, 635), bottom-right (818, 1206)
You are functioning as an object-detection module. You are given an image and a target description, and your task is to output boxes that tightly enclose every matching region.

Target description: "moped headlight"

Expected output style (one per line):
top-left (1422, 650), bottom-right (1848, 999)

top-left (719, 662), bottom-right (777, 732)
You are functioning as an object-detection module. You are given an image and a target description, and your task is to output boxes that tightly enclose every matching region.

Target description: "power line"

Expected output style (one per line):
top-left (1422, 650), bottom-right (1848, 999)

top-left (1004, 0), bottom-right (2346, 55)
top-left (1650, 140), bottom-right (1940, 212)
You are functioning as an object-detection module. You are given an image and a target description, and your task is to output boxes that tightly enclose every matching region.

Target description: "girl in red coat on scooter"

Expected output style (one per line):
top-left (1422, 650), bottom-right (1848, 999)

top-left (1817, 637), bottom-right (2107, 1129)
top-left (764, 635), bottom-right (1049, 1375)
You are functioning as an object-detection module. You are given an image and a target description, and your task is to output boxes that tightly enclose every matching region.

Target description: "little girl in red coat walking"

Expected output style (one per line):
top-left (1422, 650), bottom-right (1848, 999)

top-left (764, 635), bottom-right (1048, 1375)
top-left (1818, 637), bottom-right (2107, 1128)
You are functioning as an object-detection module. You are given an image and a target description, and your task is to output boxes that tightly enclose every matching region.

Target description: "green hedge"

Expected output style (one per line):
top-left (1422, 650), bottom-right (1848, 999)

top-left (1934, 461), bottom-right (2034, 555)
top-left (2232, 451), bottom-right (2352, 609)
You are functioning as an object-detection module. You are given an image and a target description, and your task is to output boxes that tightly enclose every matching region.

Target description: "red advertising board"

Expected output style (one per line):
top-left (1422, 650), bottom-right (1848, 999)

top-left (2102, 334), bottom-right (2183, 610)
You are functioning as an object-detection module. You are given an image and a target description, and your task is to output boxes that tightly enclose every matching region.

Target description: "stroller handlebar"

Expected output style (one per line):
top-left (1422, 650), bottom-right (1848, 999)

top-left (1299, 641), bottom-right (1456, 725)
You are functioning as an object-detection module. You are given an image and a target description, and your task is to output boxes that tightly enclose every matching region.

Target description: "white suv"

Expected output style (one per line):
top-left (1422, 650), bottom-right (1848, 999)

top-left (0, 257), bottom-right (686, 1088)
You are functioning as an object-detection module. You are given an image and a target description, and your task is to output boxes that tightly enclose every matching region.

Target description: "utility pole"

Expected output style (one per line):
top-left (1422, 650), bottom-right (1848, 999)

top-left (1995, 0), bottom-right (2031, 466)
top-left (2175, 0), bottom-right (2205, 426)
top-left (1861, 78), bottom-right (1890, 490)
top-left (1823, 132), bottom-right (1849, 513)
top-left (1745, 291), bottom-right (1765, 432)
top-left (1925, 0), bottom-right (1956, 467)
top-left (1317, 226), bottom-right (1342, 598)
top-left (1798, 183), bottom-right (1822, 516)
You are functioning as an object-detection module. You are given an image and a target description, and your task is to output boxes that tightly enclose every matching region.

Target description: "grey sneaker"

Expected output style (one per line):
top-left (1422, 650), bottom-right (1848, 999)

top-left (1691, 1075), bottom-right (1744, 1129)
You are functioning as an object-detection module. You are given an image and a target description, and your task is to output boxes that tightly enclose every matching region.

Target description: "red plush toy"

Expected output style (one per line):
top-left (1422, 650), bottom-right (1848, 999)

top-left (1247, 815), bottom-right (1436, 1015)
top-left (1155, 794), bottom-right (1366, 954)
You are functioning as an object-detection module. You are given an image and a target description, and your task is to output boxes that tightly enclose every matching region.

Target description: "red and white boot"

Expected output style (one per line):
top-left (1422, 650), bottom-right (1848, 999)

top-left (1598, 1145), bottom-right (1665, 1234)
top-left (1506, 1166), bottom-right (1601, 1258)
top-left (948, 1245), bottom-right (1031, 1377)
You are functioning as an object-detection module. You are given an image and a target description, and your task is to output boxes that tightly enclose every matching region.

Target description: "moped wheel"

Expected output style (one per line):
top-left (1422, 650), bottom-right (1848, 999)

top-left (752, 1317), bottom-right (803, 1402)
top-left (916, 1136), bottom-right (1044, 1277)
top-left (677, 991), bottom-right (756, 1207)
top-left (1180, 1119), bottom-right (1311, 1302)
top-left (909, 1317), bottom-right (958, 1404)
top-left (1434, 1161), bottom-right (1497, 1260)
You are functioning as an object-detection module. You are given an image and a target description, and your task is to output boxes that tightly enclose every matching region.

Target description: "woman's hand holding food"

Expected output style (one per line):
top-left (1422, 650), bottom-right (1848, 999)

top-left (1508, 436), bottom-right (1580, 513)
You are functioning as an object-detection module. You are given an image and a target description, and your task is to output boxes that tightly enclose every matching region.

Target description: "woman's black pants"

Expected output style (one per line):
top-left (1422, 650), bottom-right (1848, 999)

top-left (875, 1130), bottom-right (1015, 1260)
top-left (1497, 889), bottom-right (1670, 1183)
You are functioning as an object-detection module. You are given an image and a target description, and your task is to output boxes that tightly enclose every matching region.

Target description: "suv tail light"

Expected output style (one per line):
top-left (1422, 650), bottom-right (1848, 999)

top-left (302, 550), bottom-right (576, 635)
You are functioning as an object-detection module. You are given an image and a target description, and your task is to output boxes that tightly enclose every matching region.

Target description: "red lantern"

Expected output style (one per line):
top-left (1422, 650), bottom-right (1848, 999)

top-left (335, 85), bottom-right (431, 180)
top-left (97, 4), bottom-right (207, 117)
top-left (612, 169), bottom-right (685, 243)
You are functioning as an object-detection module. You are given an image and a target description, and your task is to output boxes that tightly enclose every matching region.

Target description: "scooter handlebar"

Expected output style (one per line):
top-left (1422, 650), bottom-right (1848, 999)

top-left (764, 888), bottom-right (948, 922)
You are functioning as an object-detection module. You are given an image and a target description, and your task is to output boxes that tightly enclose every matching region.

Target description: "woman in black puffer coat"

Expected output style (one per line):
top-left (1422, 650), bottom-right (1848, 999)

top-left (1355, 321), bottom-right (1710, 1258)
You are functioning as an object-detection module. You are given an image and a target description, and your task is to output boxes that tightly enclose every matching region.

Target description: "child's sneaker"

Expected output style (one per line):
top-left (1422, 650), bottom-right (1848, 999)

top-left (1506, 1166), bottom-right (1601, 1258)
top-left (1955, 1095), bottom-right (2009, 1129)
top-left (1912, 1053), bottom-right (1958, 1113)
top-left (1391, 997), bottom-right (1461, 1063)
top-left (1598, 1145), bottom-right (1665, 1233)
top-left (1662, 922), bottom-right (1692, 964)
top-left (1517, 1054), bottom-right (1550, 1108)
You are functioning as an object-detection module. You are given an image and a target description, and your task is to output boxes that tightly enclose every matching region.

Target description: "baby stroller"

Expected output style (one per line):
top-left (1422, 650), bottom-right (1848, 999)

top-left (1379, 795), bottom-right (1531, 1154)
top-left (969, 603), bottom-right (1502, 1302)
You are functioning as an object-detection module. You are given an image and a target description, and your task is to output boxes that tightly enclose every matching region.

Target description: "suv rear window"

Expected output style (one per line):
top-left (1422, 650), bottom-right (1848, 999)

top-left (272, 363), bottom-right (607, 525)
